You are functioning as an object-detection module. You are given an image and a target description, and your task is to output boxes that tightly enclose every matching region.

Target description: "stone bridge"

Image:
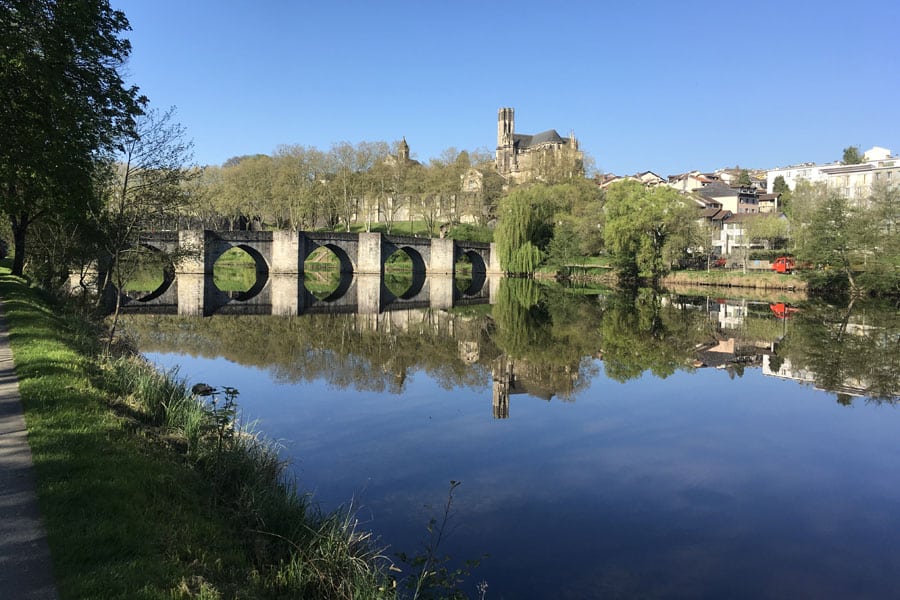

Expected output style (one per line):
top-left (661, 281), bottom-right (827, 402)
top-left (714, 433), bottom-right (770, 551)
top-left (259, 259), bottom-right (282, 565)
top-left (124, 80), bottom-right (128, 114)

top-left (138, 230), bottom-right (500, 276)
top-left (108, 230), bottom-right (501, 316)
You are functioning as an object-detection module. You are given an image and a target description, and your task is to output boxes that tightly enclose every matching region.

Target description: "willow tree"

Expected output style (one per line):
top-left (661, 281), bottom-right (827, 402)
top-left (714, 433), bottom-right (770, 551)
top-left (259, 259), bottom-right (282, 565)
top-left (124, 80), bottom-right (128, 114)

top-left (494, 185), bottom-right (557, 274)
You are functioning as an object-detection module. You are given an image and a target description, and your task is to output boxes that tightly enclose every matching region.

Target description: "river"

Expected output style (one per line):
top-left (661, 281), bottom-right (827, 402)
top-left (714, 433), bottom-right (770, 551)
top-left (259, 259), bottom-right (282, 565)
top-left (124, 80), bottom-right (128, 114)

top-left (119, 279), bottom-right (900, 599)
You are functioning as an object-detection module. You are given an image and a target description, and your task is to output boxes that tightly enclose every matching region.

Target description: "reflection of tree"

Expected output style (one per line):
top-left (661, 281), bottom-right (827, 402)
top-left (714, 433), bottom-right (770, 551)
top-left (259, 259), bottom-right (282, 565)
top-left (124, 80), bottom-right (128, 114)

top-left (120, 310), bottom-right (497, 394)
top-left (490, 279), bottom-right (602, 399)
top-left (491, 278), bottom-right (545, 359)
top-left (775, 300), bottom-right (900, 402)
top-left (599, 289), bottom-right (715, 382)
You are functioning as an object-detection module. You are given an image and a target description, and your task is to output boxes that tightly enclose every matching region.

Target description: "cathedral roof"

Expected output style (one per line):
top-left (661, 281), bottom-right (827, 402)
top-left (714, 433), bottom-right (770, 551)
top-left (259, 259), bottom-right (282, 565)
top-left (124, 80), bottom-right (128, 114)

top-left (513, 129), bottom-right (567, 149)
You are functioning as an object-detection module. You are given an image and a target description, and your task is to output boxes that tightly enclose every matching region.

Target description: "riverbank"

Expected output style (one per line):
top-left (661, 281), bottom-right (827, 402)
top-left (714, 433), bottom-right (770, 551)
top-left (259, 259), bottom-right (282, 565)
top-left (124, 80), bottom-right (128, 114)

top-left (538, 266), bottom-right (807, 293)
top-left (0, 270), bottom-right (394, 599)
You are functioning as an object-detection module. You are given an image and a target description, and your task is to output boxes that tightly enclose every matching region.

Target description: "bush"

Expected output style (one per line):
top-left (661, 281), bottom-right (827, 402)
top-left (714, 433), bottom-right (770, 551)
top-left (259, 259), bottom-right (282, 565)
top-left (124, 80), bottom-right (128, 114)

top-left (447, 223), bottom-right (493, 243)
top-left (749, 249), bottom-right (788, 262)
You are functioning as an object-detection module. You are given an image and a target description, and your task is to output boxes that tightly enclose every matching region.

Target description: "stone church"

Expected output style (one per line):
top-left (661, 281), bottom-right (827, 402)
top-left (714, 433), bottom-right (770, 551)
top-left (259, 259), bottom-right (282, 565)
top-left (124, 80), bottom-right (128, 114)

top-left (495, 107), bottom-right (583, 185)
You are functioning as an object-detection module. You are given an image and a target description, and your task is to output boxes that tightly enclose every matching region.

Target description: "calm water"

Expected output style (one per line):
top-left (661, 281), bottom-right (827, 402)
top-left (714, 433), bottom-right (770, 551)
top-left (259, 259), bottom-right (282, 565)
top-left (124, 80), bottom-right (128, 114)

top-left (121, 280), bottom-right (900, 599)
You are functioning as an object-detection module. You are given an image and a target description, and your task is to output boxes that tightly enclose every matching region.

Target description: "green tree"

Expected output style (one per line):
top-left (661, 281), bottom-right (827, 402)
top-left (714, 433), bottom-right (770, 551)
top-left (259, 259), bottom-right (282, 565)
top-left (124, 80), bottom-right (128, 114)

top-left (737, 169), bottom-right (752, 186)
top-left (856, 182), bottom-right (900, 295)
top-left (271, 145), bottom-right (327, 230)
top-left (744, 213), bottom-right (790, 250)
top-left (772, 174), bottom-right (792, 213)
top-left (494, 185), bottom-right (558, 274)
top-left (220, 155), bottom-right (273, 229)
top-left (0, 0), bottom-right (145, 276)
top-left (842, 146), bottom-right (864, 165)
top-left (603, 180), bottom-right (697, 283)
top-left (790, 182), bottom-right (873, 295)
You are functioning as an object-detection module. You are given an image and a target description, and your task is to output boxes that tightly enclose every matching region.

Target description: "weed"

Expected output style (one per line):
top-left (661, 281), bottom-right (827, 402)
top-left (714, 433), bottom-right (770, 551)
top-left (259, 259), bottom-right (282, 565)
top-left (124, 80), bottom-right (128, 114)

top-left (397, 480), bottom-right (483, 600)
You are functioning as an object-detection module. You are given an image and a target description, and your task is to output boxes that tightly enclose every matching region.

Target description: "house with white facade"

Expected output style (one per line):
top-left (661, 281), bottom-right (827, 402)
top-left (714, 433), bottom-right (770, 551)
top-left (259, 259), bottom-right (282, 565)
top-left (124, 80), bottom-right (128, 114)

top-left (766, 146), bottom-right (900, 200)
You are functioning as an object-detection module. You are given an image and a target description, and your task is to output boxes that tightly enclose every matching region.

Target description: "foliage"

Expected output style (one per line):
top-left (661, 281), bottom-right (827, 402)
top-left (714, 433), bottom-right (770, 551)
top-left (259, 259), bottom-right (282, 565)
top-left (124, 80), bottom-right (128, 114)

top-left (396, 481), bottom-right (482, 600)
top-left (0, 272), bottom-right (394, 598)
top-left (775, 299), bottom-right (900, 402)
top-left (598, 289), bottom-right (714, 382)
top-left (0, 0), bottom-right (145, 277)
top-left (842, 145), bottom-right (864, 165)
top-left (494, 186), bottom-right (555, 273)
top-left (772, 175), bottom-right (792, 211)
top-left (603, 180), bottom-right (698, 283)
top-left (546, 217), bottom-right (581, 270)
top-left (744, 213), bottom-right (790, 249)
top-left (446, 223), bottom-right (493, 243)
top-left (789, 181), bottom-right (899, 296)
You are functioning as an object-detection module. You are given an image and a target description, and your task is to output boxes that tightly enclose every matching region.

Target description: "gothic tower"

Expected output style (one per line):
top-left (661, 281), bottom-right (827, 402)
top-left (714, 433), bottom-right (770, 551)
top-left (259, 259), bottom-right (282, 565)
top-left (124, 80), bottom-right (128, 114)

top-left (496, 107), bottom-right (516, 176)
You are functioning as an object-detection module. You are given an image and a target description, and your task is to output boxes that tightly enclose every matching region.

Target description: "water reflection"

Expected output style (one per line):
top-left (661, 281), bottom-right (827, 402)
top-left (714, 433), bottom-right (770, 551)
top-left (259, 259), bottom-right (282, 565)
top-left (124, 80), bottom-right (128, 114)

top-left (122, 282), bottom-right (900, 597)
top-left (120, 280), bottom-right (899, 409)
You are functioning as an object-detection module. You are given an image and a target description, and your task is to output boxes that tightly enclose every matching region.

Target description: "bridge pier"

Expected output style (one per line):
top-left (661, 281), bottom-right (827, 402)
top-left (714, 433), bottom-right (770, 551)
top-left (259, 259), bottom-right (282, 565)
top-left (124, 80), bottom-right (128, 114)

top-left (272, 231), bottom-right (301, 273)
top-left (358, 232), bottom-right (383, 274)
top-left (178, 231), bottom-right (206, 273)
top-left (430, 238), bottom-right (456, 274)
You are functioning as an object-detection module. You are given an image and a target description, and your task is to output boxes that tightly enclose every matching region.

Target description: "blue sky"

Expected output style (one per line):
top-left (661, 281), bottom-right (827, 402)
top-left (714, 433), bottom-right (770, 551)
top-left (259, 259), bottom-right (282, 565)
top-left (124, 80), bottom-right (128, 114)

top-left (114, 1), bottom-right (899, 176)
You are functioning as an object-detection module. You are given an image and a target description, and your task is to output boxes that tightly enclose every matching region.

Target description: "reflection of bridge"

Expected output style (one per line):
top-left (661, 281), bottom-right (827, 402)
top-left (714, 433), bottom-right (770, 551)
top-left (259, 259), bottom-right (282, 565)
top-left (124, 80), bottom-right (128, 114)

top-left (114, 271), bottom-right (499, 316)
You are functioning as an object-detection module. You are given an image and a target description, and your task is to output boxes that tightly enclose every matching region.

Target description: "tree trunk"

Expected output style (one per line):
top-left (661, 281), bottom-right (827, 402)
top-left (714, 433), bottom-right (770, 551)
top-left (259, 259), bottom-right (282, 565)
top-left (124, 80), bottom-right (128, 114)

top-left (9, 214), bottom-right (28, 277)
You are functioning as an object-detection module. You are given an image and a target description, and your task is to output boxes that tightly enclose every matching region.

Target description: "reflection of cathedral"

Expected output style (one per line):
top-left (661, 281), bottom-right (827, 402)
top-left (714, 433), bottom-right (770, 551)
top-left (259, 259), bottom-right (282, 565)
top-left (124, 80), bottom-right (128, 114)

top-left (495, 107), bottom-right (583, 184)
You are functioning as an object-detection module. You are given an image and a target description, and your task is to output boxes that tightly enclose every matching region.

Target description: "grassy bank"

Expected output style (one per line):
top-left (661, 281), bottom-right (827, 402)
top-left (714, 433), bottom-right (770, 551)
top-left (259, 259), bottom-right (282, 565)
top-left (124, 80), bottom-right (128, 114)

top-left (0, 269), bottom-right (394, 599)
top-left (660, 269), bottom-right (807, 291)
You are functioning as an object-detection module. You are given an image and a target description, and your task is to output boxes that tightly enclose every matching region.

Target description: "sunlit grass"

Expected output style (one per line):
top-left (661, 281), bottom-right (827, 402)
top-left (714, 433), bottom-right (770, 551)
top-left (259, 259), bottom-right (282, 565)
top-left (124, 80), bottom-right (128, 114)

top-left (0, 270), bottom-right (394, 598)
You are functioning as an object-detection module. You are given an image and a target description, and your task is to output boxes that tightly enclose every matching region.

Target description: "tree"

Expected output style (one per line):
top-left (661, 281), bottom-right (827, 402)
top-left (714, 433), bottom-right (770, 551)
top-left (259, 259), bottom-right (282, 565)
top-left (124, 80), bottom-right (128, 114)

top-left (603, 180), bottom-right (697, 283)
top-left (271, 145), bottom-right (327, 230)
top-left (744, 213), bottom-right (790, 250)
top-left (494, 185), bottom-right (558, 274)
top-left (737, 169), bottom-right (752, 186)
top-left (550, 179), bottom-right (605, 255)
top-left (95, 107), bottom-right (195, 348)
top-left (773, 174), bottom-right (792, 213)
top-left (790, 182), bottom-right (871, 295)
top-left (842, 146), bottom-right (864, 165)
top-left (220, 154), bottom-right (273, 229)
top-left (0, 0), bottom-right (145, 276)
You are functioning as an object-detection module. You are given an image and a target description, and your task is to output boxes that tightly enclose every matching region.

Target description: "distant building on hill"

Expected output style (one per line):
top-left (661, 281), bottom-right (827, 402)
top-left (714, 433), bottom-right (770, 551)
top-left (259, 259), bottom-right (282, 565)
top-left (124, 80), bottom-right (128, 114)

top-left (495, 107), bottom-right (583, 185)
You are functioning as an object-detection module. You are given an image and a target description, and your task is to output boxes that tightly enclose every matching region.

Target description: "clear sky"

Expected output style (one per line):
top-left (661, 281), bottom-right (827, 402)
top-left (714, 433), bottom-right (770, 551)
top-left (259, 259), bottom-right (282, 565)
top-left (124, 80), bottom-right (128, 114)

top-left (113, 0), bottom-right (900, 176)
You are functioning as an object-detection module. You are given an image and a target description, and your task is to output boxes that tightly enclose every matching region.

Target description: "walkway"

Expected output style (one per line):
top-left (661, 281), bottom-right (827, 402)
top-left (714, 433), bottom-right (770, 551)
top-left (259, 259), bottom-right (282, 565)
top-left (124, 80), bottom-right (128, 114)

top-left (0, 301), bottom-right (59, 599)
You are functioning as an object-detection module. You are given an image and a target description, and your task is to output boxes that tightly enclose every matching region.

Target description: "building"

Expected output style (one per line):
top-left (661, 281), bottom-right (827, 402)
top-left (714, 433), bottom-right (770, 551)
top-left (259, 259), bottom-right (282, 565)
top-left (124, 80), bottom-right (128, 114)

top-left (495, 107), bottom-right (583, 185)
top-left (697, 182), bottom-right (760, 214)
top-left (666, 171), bottom-right (716, 193)
top-left (766, 146), bottom-right (900, 201)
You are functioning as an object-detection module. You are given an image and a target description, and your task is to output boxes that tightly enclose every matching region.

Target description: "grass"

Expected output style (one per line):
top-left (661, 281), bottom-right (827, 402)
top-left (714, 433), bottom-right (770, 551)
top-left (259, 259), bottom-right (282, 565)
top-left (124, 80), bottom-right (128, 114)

top-left (0, 267), bottom-right (396, 599)
top-left (661, 268), bottom-right (807, 291)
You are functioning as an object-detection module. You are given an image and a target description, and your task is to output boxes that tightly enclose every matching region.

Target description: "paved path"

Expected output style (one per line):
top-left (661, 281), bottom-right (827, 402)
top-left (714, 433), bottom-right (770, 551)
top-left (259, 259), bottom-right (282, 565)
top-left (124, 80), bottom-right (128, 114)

top-left (0, 301), bottom-right (59, 599)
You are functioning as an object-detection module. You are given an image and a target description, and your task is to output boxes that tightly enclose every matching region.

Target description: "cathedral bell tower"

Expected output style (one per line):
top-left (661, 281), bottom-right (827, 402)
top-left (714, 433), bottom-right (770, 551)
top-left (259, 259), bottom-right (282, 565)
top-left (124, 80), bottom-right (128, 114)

top-left (496, 107), bottom-right (516, 176)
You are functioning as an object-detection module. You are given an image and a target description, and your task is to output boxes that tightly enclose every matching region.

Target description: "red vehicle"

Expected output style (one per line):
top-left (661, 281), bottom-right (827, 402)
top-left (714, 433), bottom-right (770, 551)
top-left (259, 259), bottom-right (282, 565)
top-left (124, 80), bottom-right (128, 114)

top-left (770, 302), bottom-right (799, 319)
top-left (771, 256), bottom-right (796, 274)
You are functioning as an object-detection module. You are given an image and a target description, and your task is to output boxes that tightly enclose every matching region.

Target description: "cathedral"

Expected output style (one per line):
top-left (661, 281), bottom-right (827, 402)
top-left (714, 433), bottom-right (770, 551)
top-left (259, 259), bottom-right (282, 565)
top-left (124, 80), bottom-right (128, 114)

top-left (495, 107), bottom-right (583, 184)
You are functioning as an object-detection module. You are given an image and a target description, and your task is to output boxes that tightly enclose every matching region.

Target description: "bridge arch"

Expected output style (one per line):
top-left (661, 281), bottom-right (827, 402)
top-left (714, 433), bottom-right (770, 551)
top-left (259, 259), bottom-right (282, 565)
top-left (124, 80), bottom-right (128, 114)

top-left (305, 242), bottom-right (355, 274)
top-left (456, 249), bottom-right (488, 296)
top-left (103, 243), bottom-right (177, 309)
